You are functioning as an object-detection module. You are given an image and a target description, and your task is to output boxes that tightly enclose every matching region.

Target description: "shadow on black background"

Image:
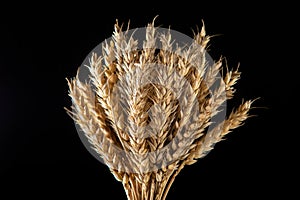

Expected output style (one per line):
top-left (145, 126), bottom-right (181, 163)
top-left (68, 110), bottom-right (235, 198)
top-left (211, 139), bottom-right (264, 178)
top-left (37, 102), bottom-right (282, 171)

top-left (0, 2), bottom-right (296, 199)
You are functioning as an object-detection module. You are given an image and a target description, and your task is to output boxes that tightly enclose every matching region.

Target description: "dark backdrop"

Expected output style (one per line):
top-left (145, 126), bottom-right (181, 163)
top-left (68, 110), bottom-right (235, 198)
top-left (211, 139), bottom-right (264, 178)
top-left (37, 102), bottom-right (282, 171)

top-left (0, 2), bottom-right (296, 199)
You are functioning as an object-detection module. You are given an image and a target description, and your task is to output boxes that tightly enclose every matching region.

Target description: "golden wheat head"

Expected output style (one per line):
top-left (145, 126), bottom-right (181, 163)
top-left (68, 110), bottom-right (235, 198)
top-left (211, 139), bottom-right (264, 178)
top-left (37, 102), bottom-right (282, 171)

top-left (66, 19), bottom-right (255, 200)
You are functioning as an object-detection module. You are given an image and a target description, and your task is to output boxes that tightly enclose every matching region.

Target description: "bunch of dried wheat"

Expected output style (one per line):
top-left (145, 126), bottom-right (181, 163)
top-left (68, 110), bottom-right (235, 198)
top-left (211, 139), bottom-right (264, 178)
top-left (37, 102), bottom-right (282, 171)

top-left (66, 19), bottom-right (254, 200)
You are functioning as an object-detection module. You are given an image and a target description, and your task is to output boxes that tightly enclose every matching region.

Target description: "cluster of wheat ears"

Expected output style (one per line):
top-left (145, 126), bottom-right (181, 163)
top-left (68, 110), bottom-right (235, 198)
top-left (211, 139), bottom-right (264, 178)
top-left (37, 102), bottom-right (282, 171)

top-left (66, 19), bottom-right (254, 200)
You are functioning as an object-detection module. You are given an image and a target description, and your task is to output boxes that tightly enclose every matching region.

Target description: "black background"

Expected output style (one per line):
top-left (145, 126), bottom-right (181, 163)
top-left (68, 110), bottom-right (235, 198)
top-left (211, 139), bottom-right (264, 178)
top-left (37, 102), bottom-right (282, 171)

top-left (0, 2), bottom-right (297, 199)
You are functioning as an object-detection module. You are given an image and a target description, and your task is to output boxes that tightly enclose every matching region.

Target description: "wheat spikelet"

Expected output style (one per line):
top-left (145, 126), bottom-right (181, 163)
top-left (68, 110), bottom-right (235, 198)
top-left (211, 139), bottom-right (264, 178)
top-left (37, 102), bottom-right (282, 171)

top-left (66, 18), bottom-right (255, 200)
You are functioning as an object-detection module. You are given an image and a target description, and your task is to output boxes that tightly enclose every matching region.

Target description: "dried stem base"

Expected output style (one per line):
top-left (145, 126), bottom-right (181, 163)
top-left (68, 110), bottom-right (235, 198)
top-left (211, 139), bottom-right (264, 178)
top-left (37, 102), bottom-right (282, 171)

top-left (116, 162), bottom-right (186, 200)
top-left (122, 171), bottom-right (174, 200)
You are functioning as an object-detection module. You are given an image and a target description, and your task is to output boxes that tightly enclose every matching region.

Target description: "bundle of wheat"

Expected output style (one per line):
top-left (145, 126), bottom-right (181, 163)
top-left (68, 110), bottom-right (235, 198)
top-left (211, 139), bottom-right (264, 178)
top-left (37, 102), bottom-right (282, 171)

top-left (66, 19), bottom-right (254, 200)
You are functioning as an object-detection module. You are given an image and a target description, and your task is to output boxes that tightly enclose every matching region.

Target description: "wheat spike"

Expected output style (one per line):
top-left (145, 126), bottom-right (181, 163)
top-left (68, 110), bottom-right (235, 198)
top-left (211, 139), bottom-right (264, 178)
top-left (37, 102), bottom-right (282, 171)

top-left (66, 18), bottom-right (255, 200)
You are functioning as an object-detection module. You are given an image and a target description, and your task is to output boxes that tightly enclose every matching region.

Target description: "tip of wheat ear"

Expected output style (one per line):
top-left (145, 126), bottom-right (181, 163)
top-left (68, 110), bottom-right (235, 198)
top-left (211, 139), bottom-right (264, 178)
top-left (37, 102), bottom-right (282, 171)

top-left (66, 18), bottom-right (255, 200)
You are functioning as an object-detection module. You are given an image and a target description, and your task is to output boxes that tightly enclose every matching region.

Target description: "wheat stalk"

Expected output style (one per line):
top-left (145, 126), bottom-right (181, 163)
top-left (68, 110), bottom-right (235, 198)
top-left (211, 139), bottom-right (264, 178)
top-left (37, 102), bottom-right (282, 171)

top-left (66, 19), bottom-right (255, 200)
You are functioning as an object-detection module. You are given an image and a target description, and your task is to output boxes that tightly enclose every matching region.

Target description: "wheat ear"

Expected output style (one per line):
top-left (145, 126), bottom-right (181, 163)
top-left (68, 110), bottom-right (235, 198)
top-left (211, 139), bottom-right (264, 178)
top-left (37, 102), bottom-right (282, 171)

top-left (66, 19), bottom-right (255, 200)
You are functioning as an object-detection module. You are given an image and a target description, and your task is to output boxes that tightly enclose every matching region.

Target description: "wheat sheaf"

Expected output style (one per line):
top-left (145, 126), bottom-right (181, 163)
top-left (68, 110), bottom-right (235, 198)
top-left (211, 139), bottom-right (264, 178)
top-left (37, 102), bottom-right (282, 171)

top-left (66, 19), bottom-right (255, 200)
